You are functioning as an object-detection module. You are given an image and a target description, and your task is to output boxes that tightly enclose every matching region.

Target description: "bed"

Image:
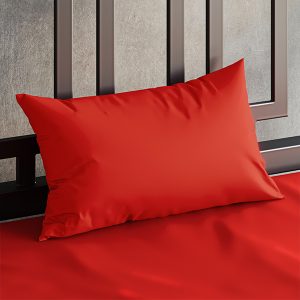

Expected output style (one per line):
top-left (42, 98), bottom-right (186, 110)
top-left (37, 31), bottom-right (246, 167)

top-left (1, 1), bottom-right (300, 299)
top-left (1, 172), bottom-right (299, 299)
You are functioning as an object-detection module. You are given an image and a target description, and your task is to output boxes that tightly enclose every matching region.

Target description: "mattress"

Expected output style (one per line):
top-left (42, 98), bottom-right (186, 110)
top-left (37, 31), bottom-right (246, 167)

top-left (1, 172), bottom-right (300, 300)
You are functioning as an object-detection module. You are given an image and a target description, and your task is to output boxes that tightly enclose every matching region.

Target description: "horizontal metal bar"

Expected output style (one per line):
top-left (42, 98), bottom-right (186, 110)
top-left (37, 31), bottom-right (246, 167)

top-left (251, 101), bottom-right (288, 121)
top-left (0, 135), bottom-right (298, 221)
top-left (259, 136), bottom-right (300, 151)
top-left (0, 135), bottom-right (39, 160)
top-left (259, 136), bottom-right (300, 174)
top-left (262, 147), bottom-right (300, 175)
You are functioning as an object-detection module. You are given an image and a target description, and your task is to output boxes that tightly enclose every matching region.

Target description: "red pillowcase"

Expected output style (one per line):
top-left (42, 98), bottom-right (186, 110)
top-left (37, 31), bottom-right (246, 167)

top-left (17, 60), bottom-right (283, 241)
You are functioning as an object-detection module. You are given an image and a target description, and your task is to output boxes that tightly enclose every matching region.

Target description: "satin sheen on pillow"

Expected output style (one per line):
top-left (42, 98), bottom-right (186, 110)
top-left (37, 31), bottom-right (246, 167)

top-left (17, 60), bottom-right (283, 241)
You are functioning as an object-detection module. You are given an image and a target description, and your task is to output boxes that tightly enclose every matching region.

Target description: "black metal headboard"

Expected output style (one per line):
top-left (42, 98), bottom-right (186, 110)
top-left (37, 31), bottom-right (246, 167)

top-left (0, 0), bottom-right (299, 221)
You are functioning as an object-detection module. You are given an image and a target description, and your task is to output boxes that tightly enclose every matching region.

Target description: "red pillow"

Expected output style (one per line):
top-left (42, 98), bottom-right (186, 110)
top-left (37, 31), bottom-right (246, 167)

top-left (17, 60), bottom-right (282, 241)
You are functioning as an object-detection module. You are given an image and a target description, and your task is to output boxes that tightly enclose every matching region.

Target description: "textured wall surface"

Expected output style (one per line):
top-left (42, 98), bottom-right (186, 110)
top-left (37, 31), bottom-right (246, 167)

top-left (0, 0), bottom-right (53, 182)
top-left (0, 0), bottom-right (299, 182)
top-left (223, 0), bottom-right (271, 103)
top-left (73, 0), bottom-right (96, 97)
top-left (115, 0), bottom-right (166, 92)
top-left (185, 0), bottom-right (206, 80)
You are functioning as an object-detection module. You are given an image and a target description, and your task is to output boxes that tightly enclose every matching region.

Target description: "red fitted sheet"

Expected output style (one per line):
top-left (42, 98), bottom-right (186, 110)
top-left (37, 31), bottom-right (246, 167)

top-left (1, 172), bottom-right (300, 300)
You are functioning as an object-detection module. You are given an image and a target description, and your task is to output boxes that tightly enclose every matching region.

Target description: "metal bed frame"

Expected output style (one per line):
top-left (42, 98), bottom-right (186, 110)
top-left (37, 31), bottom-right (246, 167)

top-left (0, 0), bottom-right (299, 221)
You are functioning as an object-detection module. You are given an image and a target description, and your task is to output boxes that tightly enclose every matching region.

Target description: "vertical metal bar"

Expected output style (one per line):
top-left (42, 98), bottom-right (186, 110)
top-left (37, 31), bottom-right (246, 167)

top-left (271, 0), bottom-right (275, 103)
top-left (96, 0), bottom-right (115, 95)
top-left (273, 0), bottom-right (288, 115)
top-left (206, 0), bottom-right (223, 73)
top-left (54, 0), bottom-right (73, 99)
top-left (16, 155), bottom-right (35, 187)
top-left (167, 0), bottom-right (184, 85)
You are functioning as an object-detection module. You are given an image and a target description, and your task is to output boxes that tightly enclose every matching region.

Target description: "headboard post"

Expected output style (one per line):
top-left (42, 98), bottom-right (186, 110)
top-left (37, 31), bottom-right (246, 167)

top-left (96, 0), bottom-right (115, 95)
top-left (54, 0), bottom-right (73, 99)
top-left (16, 155), bottom-right (36, 187)
top-left (167, 0), bottom-right (184, 85)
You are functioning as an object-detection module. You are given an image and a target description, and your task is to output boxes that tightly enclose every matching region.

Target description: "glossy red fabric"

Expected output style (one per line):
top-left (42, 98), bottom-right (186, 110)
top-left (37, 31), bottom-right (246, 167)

top-left (0, 172), bottom-right (299, 299)
top-left (16, 60), bottom-right (282, 240)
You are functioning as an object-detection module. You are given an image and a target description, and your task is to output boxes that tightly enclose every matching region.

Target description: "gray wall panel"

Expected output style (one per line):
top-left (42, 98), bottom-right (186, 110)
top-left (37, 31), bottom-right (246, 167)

top-left (184, 0), bottom-right (206, 81)
top-left (0, 0), bottom-right (53, 182)
top-left (115, 0), bottom-right (166, 92)
top-left (223, 0), bottom-right (271, 103)
top-left (0, 0), bottom-right (53, 137)
top-left (73, 0), bottom-right (96, 97)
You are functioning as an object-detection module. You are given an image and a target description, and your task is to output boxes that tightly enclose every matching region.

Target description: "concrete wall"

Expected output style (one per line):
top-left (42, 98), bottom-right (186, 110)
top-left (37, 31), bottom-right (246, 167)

top-left (0, 0), bottom-right (299, 182)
